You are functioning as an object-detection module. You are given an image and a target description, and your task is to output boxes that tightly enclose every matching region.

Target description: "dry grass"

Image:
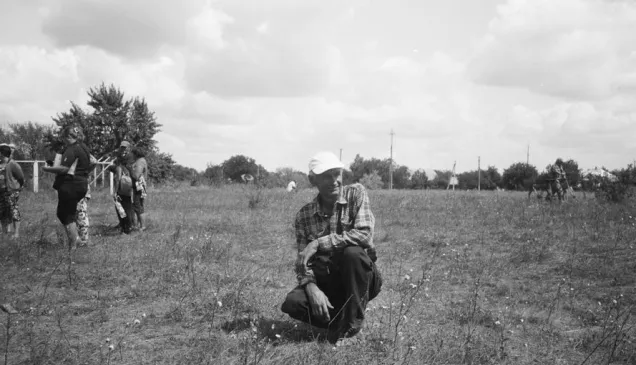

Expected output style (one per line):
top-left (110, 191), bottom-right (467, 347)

top-left (1, 185), bottom-right (635, 364)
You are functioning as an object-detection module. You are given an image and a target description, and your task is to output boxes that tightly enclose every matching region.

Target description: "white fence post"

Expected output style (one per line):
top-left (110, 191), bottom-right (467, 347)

top-left (33, 162), bottom-right (39, 193)
top-left (110, 171), bottom-right (114, 195)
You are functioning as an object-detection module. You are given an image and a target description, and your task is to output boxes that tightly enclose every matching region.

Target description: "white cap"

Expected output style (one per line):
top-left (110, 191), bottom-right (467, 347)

top-left (308, 151), bottom-right (344, 174)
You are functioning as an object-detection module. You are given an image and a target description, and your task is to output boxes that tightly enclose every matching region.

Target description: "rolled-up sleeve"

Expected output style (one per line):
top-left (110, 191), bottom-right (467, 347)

top-left (294, 213), bottom-right (316, 286)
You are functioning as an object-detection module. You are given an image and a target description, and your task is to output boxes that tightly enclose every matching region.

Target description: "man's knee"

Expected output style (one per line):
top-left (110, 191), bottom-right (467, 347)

top-left (281, 286), bottom-right (308, 316)
top-left (341, 246), bottom-right (371, 269)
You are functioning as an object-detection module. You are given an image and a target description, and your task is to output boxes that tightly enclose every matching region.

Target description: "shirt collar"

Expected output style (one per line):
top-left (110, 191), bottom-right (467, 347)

top-left (310, 185), bottom-right (348, 217)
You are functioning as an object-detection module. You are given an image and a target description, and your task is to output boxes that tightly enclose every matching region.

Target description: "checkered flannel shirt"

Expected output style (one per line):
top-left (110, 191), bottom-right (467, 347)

top-left (294, 183), bottom-right (375, 286)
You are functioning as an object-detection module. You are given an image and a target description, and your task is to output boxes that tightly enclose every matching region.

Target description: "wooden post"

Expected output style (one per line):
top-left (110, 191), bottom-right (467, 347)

top-left (101, 165), bottom-right (105, 188)
top-left (93, 167), bottom-right (97, 188)
top-left (478, 156), bottom-right (481, 191)
top-left (33, 162), bottom-right (39, 193)
top-left (109, 171), bottom-right (114, 195)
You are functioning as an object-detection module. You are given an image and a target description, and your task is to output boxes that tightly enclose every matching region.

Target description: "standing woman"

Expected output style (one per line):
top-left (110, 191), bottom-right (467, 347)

top-left (43, 126), bottom-right (92, 249)
top-left (107, 148), bottom-right (134, 234)
top-left (0, 144), bottom-right (25, 239)
top-left (131, 147), bottom-right (148, 231)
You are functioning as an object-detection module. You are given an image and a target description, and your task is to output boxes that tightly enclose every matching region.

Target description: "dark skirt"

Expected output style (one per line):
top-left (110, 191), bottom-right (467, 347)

top-left (56, 175), bottom-right (88, 225)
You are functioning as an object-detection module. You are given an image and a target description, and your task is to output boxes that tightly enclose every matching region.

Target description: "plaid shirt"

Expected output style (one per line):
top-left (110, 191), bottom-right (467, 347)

top-left (294, 183), bottom-right (375, 286)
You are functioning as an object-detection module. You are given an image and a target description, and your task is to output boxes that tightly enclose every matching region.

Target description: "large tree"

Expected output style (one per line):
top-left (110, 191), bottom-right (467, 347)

top-left (221, 155), bottom-right (262, 182)
top-left (7, 122), bottom-right (54, 160)
top-left (482, 166), bottom-right (502, 190)
top-left (48, 83), bottom-right (161, 159)
top-left (349, 154), bottom-right (411, 189)
top-left (502, 162), bottom-right (538, 190)
top-left (410, 169), bottom-right (429, 189)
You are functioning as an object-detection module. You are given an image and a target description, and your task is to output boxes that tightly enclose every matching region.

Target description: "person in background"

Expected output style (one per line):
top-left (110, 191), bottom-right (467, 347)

top-left (286, 179), bottom-right (297, 192)
top-left (131, 147), bottom-right (148, 231)
top-left (549, 158), bottom-right (567, 202)
top-left (281, 151), bottom-right (382, 346)
top-left (42, 126), bottom-right (92, 249)
top-left (107, 141), bottom-right (134, 234)
top-left (76, 185), bottom-right (91, 246)
top-left (0, 144), bottom-right (25, 239)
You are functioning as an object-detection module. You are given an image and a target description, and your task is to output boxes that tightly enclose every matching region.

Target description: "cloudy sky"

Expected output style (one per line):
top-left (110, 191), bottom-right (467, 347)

top-left (1, 0), bottom-right (635, 173)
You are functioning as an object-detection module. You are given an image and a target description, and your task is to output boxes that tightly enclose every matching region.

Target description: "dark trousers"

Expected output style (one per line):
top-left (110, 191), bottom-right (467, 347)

top-left (281, 246), bottom-right (381, 336)
top-left (56, 177), bottom-right (88, 225)
top-left (117, 194), bottom-right (133, 233)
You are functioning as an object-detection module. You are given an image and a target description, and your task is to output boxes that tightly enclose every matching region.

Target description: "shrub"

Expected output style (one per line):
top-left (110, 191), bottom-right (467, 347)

top-left (360, 170), bottom-right (384, 190)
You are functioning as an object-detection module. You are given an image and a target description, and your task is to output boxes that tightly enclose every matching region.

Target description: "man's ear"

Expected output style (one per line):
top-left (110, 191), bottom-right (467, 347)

top-left (308, 173), bottom-right (316, 187)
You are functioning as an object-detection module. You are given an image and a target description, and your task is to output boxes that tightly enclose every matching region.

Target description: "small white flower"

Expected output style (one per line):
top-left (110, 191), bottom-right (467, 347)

top-left (275, 334), bottom-right (281, 338)
top-left (495, 320), bottom-right (501, 326)
top-left (108, 345), bottom-right (114, 351)
top-left (409, 283), bottom-right (417, 289)
top-left (217, 301), bottom-right (223, 307)
top-left (271, 324), bottom-right (275, 330)
top-left (105, 338), bottom-right (111, 343)
top-left (133, 319), bottom-right (140, 325)
top-left (403, 274), bottom-right (411, 281)
top-left (410, 346), bottom-right (416, 350)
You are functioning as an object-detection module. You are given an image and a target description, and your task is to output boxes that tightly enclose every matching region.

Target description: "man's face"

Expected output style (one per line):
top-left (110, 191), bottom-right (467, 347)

top-left (119, 146), bottom-right (129, 156)
top-left (310, 168), bottom-right (343, 200)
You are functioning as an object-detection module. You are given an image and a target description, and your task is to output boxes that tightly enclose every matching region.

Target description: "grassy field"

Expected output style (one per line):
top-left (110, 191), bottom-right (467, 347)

top-left (1, 185), bottom-right (635, 364)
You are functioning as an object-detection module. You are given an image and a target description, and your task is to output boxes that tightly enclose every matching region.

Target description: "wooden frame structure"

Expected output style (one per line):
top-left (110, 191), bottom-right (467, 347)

top-left (15, 157), bottom-right (116, 194)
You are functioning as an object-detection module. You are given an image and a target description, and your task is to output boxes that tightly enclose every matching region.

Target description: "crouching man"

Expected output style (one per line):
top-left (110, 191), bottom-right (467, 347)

top-left (281, 151), bottom-right (382, 345)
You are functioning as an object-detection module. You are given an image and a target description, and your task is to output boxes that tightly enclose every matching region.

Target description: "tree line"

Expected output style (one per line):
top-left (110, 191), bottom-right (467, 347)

top-left (199, 153), bottom-right (636, 194)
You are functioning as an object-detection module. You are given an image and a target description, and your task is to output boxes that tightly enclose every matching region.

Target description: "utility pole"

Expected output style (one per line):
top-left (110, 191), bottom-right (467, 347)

top-left (478, 156), bottom-right (481, 191)
top-left (389, 129), bottom-right (394, 190)
top-left (340, 148), bottom-right (343, 161)
top-left (527, 144), bottom-right (530, 165)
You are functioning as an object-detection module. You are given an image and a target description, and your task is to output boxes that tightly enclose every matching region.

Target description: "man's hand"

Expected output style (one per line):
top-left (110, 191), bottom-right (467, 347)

top-left (305, 283), bottom-right (333, 322)
top-left (296, 240), bottom-right (320, 274)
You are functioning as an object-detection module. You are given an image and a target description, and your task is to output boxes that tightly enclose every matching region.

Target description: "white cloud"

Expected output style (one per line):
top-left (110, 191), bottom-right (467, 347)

top-left (469, 0), bottom-right (636, 100)
top-left (186, 5), bottom-right (234, 49)
top-left (2, 0), bottom-right (635, 174)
